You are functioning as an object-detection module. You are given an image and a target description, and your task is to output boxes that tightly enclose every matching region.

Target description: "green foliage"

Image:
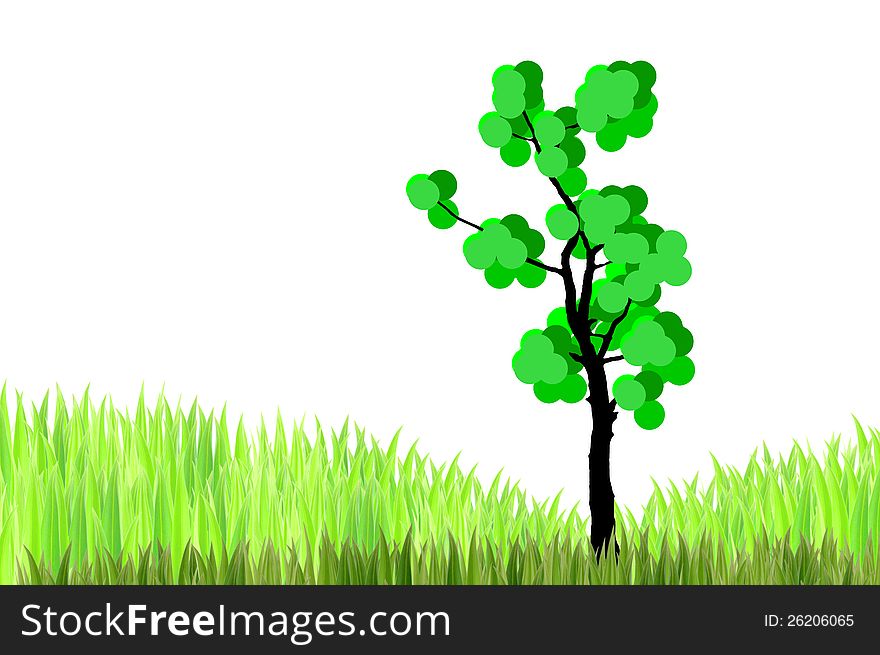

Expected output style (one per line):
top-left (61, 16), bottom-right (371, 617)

top-left (513, 321), bottom-right (587, 405)
top-left (533, 111), bottom-right (565, 146)
top-left (478, 112), bottom-right (513, 148)
top-left (576, 61), bottom-right (658, 152)
top-left (427, 201), bottom-right (458, 229)
top-left (580, 192), bottom-right (631, 244)
top-left (499, 140), bottom-right (531, 166)
top-left (462, 215), bottom-right (547, 289)
top-left (545, 204), bottom-right (579, 240)
top-left (405, 60), bottom-right (691, 433)
top-left (513, 331), bottom-right (569, 385)
top-left (405, 174), bottom-right (440, 210)
top-left (576, 66), bottom-right (640, 132)
top-left (406, 170), bottom-right (459, 227)
top-left (484, 261), bottom-right (545, 289)
top-left (463, 221), bottom-right (527, 270)
top-left (634, 400), bottom-right (665, 430)
top-left (5, 394), bottom-right (880, 585)
top-left (621, 320), bottom-right (676, 367)
top-left (612, 375), bottom-right (646, 411)
top-left (535, 147), bottom-right (568, 177)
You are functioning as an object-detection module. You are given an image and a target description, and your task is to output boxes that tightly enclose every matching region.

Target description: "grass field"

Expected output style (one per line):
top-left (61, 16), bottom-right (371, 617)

top-left (1, 385), bottom-right (879, 584)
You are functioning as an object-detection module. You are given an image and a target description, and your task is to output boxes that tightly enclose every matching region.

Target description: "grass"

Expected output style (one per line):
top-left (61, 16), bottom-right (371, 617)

top-left (1, 384), bottom-right (879, 584)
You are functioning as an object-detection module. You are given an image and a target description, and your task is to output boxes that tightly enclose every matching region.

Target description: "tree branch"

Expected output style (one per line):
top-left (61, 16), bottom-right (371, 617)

top-left (598, 299), bottom-right (632, 358)
top-left (521, 112), bottom-right (581, 217)
top-left (527, 258), bottom-right (564, 275)
top-left (438, 201), bottom-right (482, 231)
top-left (560, 234), bottom-right (580, 331)
top-left (603, 355), bottom-right (625, 364)
top-left (578, 238), bottom-right (601, 322)
top-left (436, 201), bottom-right (562, 275)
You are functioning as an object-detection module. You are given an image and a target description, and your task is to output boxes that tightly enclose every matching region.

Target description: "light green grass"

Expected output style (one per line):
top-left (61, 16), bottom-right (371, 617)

top-left (1, 385), bottom-right (878, 584)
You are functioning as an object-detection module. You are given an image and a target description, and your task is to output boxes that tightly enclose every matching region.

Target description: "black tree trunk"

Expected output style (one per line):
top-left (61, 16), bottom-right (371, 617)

top-left (585, 360), bottom-right (619, 561)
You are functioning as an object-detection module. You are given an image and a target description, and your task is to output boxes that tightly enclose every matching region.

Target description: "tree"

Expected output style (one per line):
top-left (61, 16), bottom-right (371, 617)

top-left (405, 61), bottom-right (693, 559)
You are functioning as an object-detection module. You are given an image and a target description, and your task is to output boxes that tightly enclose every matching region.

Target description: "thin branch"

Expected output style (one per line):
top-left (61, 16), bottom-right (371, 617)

top-left (578, 234), bottom-right (597, 321)
top-left (603, 355), bottom-right (625, 364)
top-left (438, 201), bottom-right (482, 231)
top-left (549, 178), bottom-right (580, 217)
top-left (519, 111), bottom-right (600, 359)
top-left (569, 352), bottom-right (588, 366)
top-left (560, 234), bottom-right (581, 332)
top-left (436, 201), bottom-right (562, 275)
top-left (527, 258), bottom-right (564, 275)
top-left (598, 299), bottom-right (633, 358)
top-left (521, 112), bottom-right (580, 217)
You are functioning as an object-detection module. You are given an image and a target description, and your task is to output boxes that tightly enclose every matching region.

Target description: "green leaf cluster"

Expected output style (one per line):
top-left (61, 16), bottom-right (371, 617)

top-left (464, 215), bottom-right (547, 289)
top-left (405, 169), bottom-right (460, 229)
top-left (513, 323), bottom-right (586, 404)
top-left (576, 61), bottom-right (658, 152)
top-left (405, 60), bottom-right (695, 433)
top-left (606, 310), bottom-right (694, 429)
top-left (478, 61), bottom-right (545, 168)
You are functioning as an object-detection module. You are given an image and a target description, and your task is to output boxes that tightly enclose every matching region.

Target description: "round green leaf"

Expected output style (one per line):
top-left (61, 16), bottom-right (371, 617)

top-left (665, 257), bottom-right (692, 286)
top-left (558, 167), bottom-right (587, 196)
top-left (462, 233), bottom-right (493, 269)
top-left (656, 230), bottom-right (687, 257)
top-left (635, 370), bottom-right (664, 401)
top-left (604, 232), bottom-right (649, 264)
top-left (516, 263), bottom-right (547, 288)
top-left (546, 307), bottom-right (570, 331)
top-left (406, 174), bottom-right (440, 210)
top-left (427, 201), bottom-right (457, 229)
top-left (512, 332), bottom-right (567, 385)
top-left (515, 60), bottom-right (543, 86)
top-left (634, 400), bottom-right (665, 430)
top-left (479, 112), bottom-right (513, 148)
top-left (554, 105), bottom-right (577, 127)
top-left (613, 374), bottom-right (646, 411)
top-left (558, 133), bottom-right (586, 167)
top-left (558, 374), bottom-right (588, 403)
top-left (620, 320), bottom-right (676, 367)
top-left (493, 88), bottom-right (526, 119)
top-left (534, 113), bottom-right (566, 146)
top-left (545, 205), bottom-right (579, 240)
top-left (493, 67), bottom-right (526, 94)
top-left (484, 263), bottom-right (515, 289)
top-left (501, 213), bottom-right (545, 258)
top-left (597, 282), bottom-right (627, 313)
top-left (500, 139), bottom-right (531, 166)
top-left (428, 170), bottom-right (457, 201)
top-left (535, 147), bottom-right (568, 177)
top-left (664, 356), bottom-right (695, 385)
top-left (496, 238), bottom-right (528, 269)
top-left (596, 121), bottom-right (628, 152)
top-left (623, 270), bottom-right (655, 302)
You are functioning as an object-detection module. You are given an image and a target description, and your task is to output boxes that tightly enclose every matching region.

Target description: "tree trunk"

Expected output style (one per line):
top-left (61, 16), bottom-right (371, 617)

top-left (585, 361), bottom-right (619, 561)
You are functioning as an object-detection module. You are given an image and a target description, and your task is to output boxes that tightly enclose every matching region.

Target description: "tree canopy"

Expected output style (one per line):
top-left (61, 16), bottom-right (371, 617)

top-left (406, 60), bottom-right (691, 431)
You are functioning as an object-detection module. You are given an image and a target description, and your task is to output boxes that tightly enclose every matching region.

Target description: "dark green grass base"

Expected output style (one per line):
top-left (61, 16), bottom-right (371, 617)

top-left (20, 530), bottom-right (880, 585)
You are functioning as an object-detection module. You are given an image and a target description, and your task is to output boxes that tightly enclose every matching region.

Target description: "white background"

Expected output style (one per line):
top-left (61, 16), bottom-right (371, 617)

top-left (1, 1), bottom-right (879, 515)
